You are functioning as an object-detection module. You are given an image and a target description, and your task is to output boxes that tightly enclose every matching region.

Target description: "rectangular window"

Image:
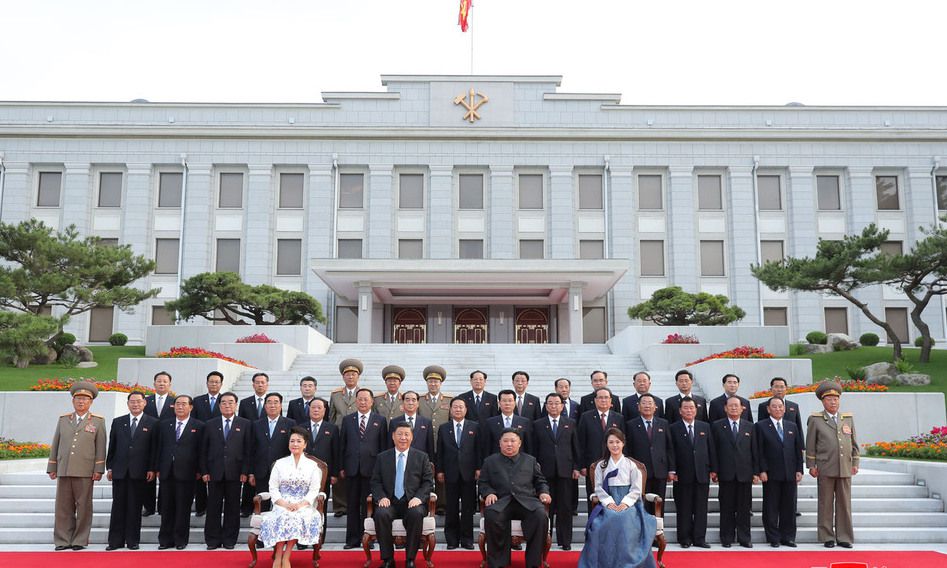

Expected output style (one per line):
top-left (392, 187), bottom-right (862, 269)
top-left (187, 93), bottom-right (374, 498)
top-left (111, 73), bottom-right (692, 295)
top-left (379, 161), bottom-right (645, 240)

top-left (638, 174), bottom-right (663, 210)
top-left (697, 175), bottom-right (722, 210)
top-left (519, 239), bottom-right (544, 259)
top-left (218, 172), bottom-right (243, 208)
top-left (760, 240), bottom-right (784, 264)
top-left (885, 307), bottom-right (909, 344)
top-left (459, 239), bottom-right (484, 259)
top-left (578, 174), bottom-right (603, 210)
top-left (824, 307), bottom-right (849, 335)
top-left (757, 175), bottom-right (782, 211)
top-left (640, 240), bottom-right (665, 276)
top-left (158, 172), bottom-right (183, 208)
top-left (154, 238), bottom-right (180, 274)
top-left (937, 176), bottom-right (947, 210)
top-left (215, 238), bottom-right (240, 273)
top-left (763, 307), bottom-right (788, 326)
top-left (37, 172), bottom-right (62, 207)
top-left (88, 306), bottom-right (114, 342)
top-left (459, 174), bottom-right (484, 210)
top-left (579, 239), bottom-right (604, 259)
top-left (279, 173), bottom-right (304, 209)
top-left (98, 238), bottom-right (119, 247)
top-left (880, 241), bottom-right (903, 257)
top-left (817, 175), bottom-right (841, 210)
top-left (339, 173), bottom-right (364, 209)
top-left (700, 240), bottom-right (725, 276)
top-left (398, 239), bottom-right (423, 259)
top-left (152, 305), bottom-right (173, 325)
top-left (98, 172), bottom-right (123, 207)
top-left (875, 176), bottom-right (900, 210)
top-left (582, 307), bottom-right (607, 344)
top-left (276, 239), bottom-right (302, 274)
top-left (518, 174), bottom-right (543, 209)
top-left (399, 174), bottom-right (424, 209)
top-left (337, 238), bottom-right (363, 259)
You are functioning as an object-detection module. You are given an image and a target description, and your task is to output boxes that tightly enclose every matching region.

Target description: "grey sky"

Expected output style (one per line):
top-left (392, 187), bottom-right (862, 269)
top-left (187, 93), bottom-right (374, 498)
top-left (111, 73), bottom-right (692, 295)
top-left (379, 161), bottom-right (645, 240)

top-left (2, 0), bottom-right (943, 105)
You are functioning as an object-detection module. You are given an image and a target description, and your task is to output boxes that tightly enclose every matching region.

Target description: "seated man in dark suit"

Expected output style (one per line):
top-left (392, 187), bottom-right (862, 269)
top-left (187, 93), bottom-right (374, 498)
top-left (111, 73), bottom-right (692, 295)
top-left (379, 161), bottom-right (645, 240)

top-left (371, 423), bottom-right (435, 568)
top-left (479, 428), bottom-right (551, 568)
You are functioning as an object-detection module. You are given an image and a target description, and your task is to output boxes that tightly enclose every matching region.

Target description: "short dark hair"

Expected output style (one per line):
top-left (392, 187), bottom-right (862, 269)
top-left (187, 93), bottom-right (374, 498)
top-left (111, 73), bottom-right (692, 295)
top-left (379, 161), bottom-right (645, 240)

top-left (311, 397), bottom-right (329, 411)
top-left (590, 370), bottom-right (608, 380)
top-left (633, 371), bottom-right (651, 382)
top-left (206, 371), bottom-right (223, 382)
top-left (299, 376), bottom-right (317, 387)
top-left (355, 387), bottom-right (374, 398)
top-left (722, 374), bottom-right (741, 384)
top-left (402, 390), bottom-right (420, 401)
top-left (393, 423), bottom-right (413, 433)
top-left (264, 392), bottom-right (283, 403)
top-left (289, 425), bottom-right (309, 445)
top-left (767, 397), bottom-right (785, 408)
top-left (219, 392), bottom-right (238, 404)
top-left (251, 372), bottom-right (270, 382)
top-left (154, 371), bottom-right (172, 382)
top-left (675, 369), bottom-right (694, 381)
top-left (451, 397), bottom-right (467, 409)
top-left (637, 393), bottom-right (656, 405)
top-left (470, 370), bottom-right (488, 380)
top-left (512, 371), bottom-right (530, 382)
top-left (545, 393), bottom-right (565, 405)
top-left (680, 396), bottom-right (696, 408)
top-left (594, 387), bottom-right (613, 398)
top-left (498, 389), bottom-right (516, 402)
top-left (174, 394), bottom-right (194, 406)
top-left (725, 395), bottom-right (743, 405)
top-left (127, 391), bottom-right (145, 401)
top-left (554, 377), bottom-right (571, 388)
top-left (500, 427), bottom-right (523, 441)
top-left (770, 377), bottom-right (788, 387)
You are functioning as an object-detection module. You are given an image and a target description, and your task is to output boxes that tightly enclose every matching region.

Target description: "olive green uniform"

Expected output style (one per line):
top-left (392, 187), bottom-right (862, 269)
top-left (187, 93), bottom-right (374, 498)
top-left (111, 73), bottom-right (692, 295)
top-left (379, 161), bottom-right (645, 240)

top-left (47, 412), bottom-right (107, 548)
top-left (806, 410), bottom-right (859, 543)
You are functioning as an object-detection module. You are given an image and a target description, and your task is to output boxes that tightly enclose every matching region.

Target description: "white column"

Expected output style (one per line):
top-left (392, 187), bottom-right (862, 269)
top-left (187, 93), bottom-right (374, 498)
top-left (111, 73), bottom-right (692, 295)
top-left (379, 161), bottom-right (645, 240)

top-left (367, 165), bottom-right (394, 258)
top-left (61, 162), bottom-right (91, 234)
top-left (549, 166), bottom-right (575, 258)
top-left (489, 165), bottom-right (514, 259)
top-left (667, 166), bottom-right (696, 291)
top-left (357, 283), bottom-right (374, 344)
top-left (567, 284), bottom-right (584, 345)
top-left (428, 166), bottom-right (453, 259)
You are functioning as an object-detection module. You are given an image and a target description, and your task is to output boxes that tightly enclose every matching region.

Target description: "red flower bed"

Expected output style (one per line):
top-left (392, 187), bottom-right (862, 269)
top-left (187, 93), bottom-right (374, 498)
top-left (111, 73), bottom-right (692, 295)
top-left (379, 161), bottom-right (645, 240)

top-left (235, 333), bottom-right (277, 344)
top-left (865, 426), bottom-right (947, 461)
top-left (685, 345), bottom-right (775, 366)
top-left (157, 346), bottom-right (252, 367)
top-left (30, 378), bottom-right (156, 394)
top-left (750, 377), bottom-right (888, 399)
top-left (662, 333), bottom-right (699, 344)
top-left (0, 437), bottom-right (51, 460)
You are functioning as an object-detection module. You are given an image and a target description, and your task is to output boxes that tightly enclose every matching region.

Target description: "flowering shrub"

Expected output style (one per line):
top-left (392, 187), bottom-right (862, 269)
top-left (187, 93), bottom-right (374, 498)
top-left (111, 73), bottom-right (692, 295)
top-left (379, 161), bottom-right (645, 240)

top-left (864, 426), bottom-right (947, 461)
top-left (0, 438), bottom-right (51, 460)
top-left (750, 377), bottom-right (888, 399)
top-left (662, 333), bottom-right (699, 344)
top-left (235, 333), bottom-right (277, 344)
top-left (30, 378), bottom-right (156, 394)
top-left (157, 346), bottom-right (252, 367)
top-left (685, 346), bottom-right (775, 366)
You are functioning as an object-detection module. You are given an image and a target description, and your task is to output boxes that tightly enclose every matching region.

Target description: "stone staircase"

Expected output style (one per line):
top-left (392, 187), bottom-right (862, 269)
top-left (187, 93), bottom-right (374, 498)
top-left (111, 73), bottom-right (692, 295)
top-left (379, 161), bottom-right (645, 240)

top-left (1, 467), bottom-right (944, 546)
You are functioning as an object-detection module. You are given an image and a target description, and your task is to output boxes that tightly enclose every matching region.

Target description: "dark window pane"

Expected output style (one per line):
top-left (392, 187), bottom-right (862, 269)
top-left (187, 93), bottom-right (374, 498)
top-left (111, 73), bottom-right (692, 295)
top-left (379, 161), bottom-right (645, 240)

top-left (88, 306), bottom-right (114, 342)
top-left (459, 239), bottom-right (484, 259)
top-left (158, 172), bottom-right (183, 208)
top-left (937, 176), bottom-right (947, 210)
top-left (218, 173), bottom-right (243, 208)
top-left (518, 174), bottom-right (543, 209)
top-left (825, 307), bottom-right (849, 335)
top-left (760, 240), bottom-right (784, 264)
top-left (640, 240), bottom-right (664, 276)
top-left (519, 239), bottom-right (544, 259)
top-left (875, 176), bottom-right (899, 210)
top-left (763, 307), bottom-right (788, 326)
top-left (697, 175), bottom-right (722, 210)
top-left (579, 240), bottom-right (604, 259)
top-left (757, 175), bottom-right (781, 210)
top-left (399, 239), bottom-right (423, 259)
top-left (459, 174), bottom-right (484, 210)
top-left (154, 238), bottom-right (180, 274)
top-left (638, 175), bottom-right (663, 210)
top-left (399, 174), bottom-right (424, 209)
top-left (700, 240), bottom-right (725, 276)
top-left (337, 239), bottom-right (363, 259)
top-left (152, 306), bottom-right (173, 325)
top-left (37, 172), bottom-right (62, 207)
top-left (98, 172), bottom-right (123, 207)
top-left (276, 239), bottom-right (302, 275)
top-left (579, 174), bottom-right (603, 209)
top-left (216, 238), bottom-right (240, 273)
top-left (817, 175), bottom-right (841, 210)
top-left (279, 173), bottom-right (304, 208)
top-left (339, 173), bottom-right (364, 209)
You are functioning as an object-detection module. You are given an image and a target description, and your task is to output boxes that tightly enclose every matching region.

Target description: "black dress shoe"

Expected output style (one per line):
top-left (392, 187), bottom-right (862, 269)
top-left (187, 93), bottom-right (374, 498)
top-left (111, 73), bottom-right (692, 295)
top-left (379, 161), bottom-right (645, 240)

top-left (334, 511), bottom-right (346, 517)
top-left (207, 544), bottom-right (220, 550)
top-left (694, 542), bottom-right (711, 548)
top-left (128, 544), bottom-right (139, 550)
top-left (721, 543), bottom-right (731, 548)
top-left (561, 545), bottom-right (572, 551)
top-left (158, 544), bottom-right (172, 550)
top-left (680, 543), bottom-right (691, 549)
top-left (824, 540), bottom-right (836, 548)
top-left (55, 546), bottom-right (70, 551)
top-left (105, 546), bottom-right (121, 551)
top-left (461, 543), bottom-right (475, 550)
top-left (297, 544), bottom-right (309, 550)
top-left (447, 544), bottom-right (458, 550)
top-left (740, 542), bottom-right (753, 549)
top-left (223, 544), bottom-right (235, 550)
top-left (142, 510), bottom-right (155, 518)
top-left (511, 542), bottom-right (522, 550)
top-left (176, 545), bottom-right (187, 550)
top-left (781, 540), bottom-right (797, 548)
top-left (838, 541), bottom-right (853, 548)
top-left (240, 511), bottom-right (251, 518)
top-left (379, 562), bottom-right (394, 568)
top-left (195, 511), bottom-right (206, 517)
top-left (769, 542), bottom-right (780, 548)
top-left (71, 545), bottom-right (86, 551)
top-left (343, 543), bottom-right (359, 549)
top-left (406, 560), bottom-right (416, 568)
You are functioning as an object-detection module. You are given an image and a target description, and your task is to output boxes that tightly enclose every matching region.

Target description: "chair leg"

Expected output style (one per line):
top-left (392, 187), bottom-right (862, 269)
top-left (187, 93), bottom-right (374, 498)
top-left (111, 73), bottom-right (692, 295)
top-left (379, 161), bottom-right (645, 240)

top-left (542, 533), bottom-right (551, 568)
top-left (424, 533), bottom-right (435, 568)
top-left (312, 541), bottom-right (321, 568)
top-left (478, 532), bottom-right (487, 568)
top-left (657, 533), bottom-right (667, 568)
top-left (361, 534), bottom-right (373, 568)
top-left (248, 533), bottom-right (258, 568)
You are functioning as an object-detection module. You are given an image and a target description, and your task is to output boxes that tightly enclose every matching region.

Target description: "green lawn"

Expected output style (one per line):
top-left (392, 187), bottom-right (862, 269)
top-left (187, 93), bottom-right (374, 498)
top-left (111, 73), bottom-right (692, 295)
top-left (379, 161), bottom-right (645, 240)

top-left (790, 346), bottom-right (947, 399)
top-left (0, 346), bottom-right (146, 391)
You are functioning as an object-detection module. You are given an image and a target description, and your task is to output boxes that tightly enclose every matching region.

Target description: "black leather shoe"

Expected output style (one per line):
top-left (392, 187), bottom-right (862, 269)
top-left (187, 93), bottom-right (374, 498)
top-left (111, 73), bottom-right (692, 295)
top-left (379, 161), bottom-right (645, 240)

top-left (128, 544), bottom-right (139, 550)
top-left (824, 541), bottom-right (836, 548)
top-left (343, 543), bottom-right (359, 549)
top-left (158, 544), bottom-right (172, 550)
top-left (334, 511), bottom-right (346, 517)
top-left (71, 545), bottom-right (86, 551)
top-left (240, 512), bottom-right (251, 518)
top-left (680, 543), bottom-right (692, 549)
top-left (406, 560), bottom-right (416, 568)
top-left (511, 542), bottom-right (522, 550)
top-left (721, 543), bottom-right (731, 548)
top-left (781, 540), bottom-right (797, 548)
top-left (740, 542), bottom-right (753, 549)
top-left (447, 544), bottom-right (458, 550)
top-left (379, 562), bottom-right (394, 568)
top-left (55, 546), bottom-right (70, 551)
top-left (297, 544), bottom-right (309, 550)
top-left (206, 544), bottom-right (220, 550)
top-left (769, 542), bottom-right (780, 548)
top-left (694, 542), bottom-right (711, 548)
top-left (838, 541), bottom-right (853, 548)
top-left (223, 544), bottom-right (235, 550)
top-left (461, 543), bottom-right (475, 550)
top-left (561, 545), bottom-right (572, 551)
top-left (176, 545), bottom-right (187, 550)
top-left (105, 546), bottom-right (120, 551)
top-left (195, 511), bottom-right (206, 517)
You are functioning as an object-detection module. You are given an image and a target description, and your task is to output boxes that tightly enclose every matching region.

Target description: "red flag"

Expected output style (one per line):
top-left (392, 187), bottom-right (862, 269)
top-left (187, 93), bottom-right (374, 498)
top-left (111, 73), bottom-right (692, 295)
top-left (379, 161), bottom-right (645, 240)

top-left (458, 0), bottom-right (472, 32)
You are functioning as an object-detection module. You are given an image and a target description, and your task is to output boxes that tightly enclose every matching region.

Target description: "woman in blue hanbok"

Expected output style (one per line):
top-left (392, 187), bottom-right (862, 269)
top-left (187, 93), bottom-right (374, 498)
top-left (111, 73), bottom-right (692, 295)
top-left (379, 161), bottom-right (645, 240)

top-left (259, 426), bottom-right (323, 568)
top-left (578, 428), bottom-right (657, 568)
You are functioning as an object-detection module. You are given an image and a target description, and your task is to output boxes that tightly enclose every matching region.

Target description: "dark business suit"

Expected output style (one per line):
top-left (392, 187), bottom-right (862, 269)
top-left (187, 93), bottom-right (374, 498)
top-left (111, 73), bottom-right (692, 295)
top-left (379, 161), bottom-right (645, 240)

top-left (191, 393), bottom-right (221, 515)
top-left (287, 397), bottom-right (315, 425)
top-left (249, 416), bottom-right (295, 506)
top-left (577, 409), bottom-right (625, 511)
top-left (712, 417), bottom-right (756, 546)
top-left (436, 419), bottom-right (481, 547)
top-left (664, 393), bottom-right (708, 424)
top-left (238, 394), bottom-right (267, 421)
top-left (340, 411), bottom-right (389, 547)
top-left (755, 417), bottom-right (804, 545)
top-left (621, 393), bottom-right (665, 422)
top-left (670, 419), bottom-right (716, 546)
top-left (456, 390), bottom-right (499, 423)
top-left (390, 414), bottom-right (435, 456)
top-left (542, 398), bottom-right (581, 513)
top-left (143, 394), bottom-right (175, 515)
top-left (708, 394), bottom-right (754, 423)
top-left (578, 391), bottom-right (621, 416)
top-left (758, 398), bottom-right (803, 432)
top-left (303, 420), bottom-right (340, 478)
top-left (370, 448), bottom-right (434, 562)
top-left (478, 452), bottom-right (550, 568)
top-left (156, 416), bottom-right (205, 548)
top-left (625, 416), bottom-right (674, 514)
top-left (532, 415), bottom-right (579, 547)
top-left (513, 392), bottom-right (542, 422)
top-left (106, 413), bottom-right (158, 548)
top-left (482, 414), bottom-right (533, 460)
top-left (201, 415), bottom-right (251, 548)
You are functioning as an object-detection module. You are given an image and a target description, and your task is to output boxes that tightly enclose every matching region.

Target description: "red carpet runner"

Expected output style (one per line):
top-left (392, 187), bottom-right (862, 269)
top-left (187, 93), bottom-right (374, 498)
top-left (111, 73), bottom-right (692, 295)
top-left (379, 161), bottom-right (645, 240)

top-left (0, 550), bottom-right (943, 567)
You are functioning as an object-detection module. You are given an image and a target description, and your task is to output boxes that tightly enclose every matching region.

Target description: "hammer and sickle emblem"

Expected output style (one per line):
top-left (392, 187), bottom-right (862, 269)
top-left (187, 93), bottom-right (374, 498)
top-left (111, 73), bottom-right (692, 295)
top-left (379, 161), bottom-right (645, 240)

top-left (453, 88), bottom-right (489, 123)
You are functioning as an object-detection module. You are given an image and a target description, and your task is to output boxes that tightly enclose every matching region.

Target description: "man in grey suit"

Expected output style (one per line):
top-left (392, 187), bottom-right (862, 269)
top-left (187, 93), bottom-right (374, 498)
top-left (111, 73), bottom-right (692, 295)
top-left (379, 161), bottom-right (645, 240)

top-left (479, 428), bottom-right (552, 568)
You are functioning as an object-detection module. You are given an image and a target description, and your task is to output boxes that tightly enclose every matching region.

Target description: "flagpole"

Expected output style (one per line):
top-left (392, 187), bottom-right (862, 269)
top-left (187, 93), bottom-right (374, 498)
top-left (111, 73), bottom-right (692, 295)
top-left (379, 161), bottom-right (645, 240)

top-left (469, 12), bottom-right (474, 74)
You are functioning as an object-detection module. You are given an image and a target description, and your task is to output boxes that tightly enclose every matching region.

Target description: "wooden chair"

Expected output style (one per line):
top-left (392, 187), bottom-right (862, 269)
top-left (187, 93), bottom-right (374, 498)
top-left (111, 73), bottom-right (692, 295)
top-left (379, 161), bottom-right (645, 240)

top-left (589, 457), bottom-right (666, 568)
top-left (247, 455), bottom-right (328, 568)
top-left (476, 495), bottom-right (552, 568)
top-left (361, 463), bottom-right (437, 568)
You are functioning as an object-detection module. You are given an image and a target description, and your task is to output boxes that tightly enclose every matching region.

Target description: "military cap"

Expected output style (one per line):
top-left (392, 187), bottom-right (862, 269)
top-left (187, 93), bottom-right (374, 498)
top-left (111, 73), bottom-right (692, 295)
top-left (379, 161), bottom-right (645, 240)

top-left (339, 358), bottom-right (363, 375)
top-left (815, 380), bottom-right (843, 399)
top-left (423, 364), bottom-right (447, 382)
top-left (382, 365), bottom-right (406, 382)
top-left (70, 380), bottom-right (99, 399)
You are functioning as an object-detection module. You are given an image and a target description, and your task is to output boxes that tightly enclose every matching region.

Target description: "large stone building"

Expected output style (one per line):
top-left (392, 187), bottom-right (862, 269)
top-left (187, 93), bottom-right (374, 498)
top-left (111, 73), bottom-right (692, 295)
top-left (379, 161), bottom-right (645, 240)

top-left (1, 74), bottom-right (945, 345)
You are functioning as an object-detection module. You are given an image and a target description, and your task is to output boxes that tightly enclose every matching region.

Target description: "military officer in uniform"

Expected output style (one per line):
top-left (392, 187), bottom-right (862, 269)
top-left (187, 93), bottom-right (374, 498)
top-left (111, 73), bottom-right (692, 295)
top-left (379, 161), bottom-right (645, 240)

top-left (374, 365), bottom-right (405, 422)
top-left (329, 357), bottom-right (363, 517)
top-left (419, 364), bottom-right (451, 514)
top-left (806, 381), bottom-right (858, 549)
top-left (47, 381), bottom-right (107, 551)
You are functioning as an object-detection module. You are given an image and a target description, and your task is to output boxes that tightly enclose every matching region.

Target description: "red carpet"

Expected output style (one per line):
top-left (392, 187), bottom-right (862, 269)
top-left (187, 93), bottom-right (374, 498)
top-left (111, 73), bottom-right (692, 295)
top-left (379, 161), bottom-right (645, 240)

top-left (0, 550), bottom-right (944, 567)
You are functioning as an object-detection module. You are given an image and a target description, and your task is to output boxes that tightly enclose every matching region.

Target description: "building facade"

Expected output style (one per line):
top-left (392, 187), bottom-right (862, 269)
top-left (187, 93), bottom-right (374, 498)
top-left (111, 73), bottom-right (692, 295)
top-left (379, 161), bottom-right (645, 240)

top-left (1, 75), bottom-right (945, 345)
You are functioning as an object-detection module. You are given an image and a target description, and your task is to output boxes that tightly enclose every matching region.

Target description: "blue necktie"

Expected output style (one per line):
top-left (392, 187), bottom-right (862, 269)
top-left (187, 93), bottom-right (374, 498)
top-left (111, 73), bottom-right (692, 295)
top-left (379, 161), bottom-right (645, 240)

top-left (394, 453), bottom-right (405, 499)
top-left (209, 395), bottom-right (216, 412)
top-left (175, 420), bottom-right (183, 441)
top-left (552, 418), bottom-right (558, 438)
top-left (456, 422), bottom-right (462, 447)
top-left (777, 421), bottom-right (784, 442)
top-left (224, 418), bottom-right (231, 440)
top-left (269, 420), bottom-right (275, 438)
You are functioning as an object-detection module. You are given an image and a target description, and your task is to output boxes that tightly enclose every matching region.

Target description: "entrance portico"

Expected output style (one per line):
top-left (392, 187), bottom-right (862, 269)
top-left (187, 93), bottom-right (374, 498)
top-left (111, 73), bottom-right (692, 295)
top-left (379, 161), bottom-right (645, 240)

top-left (313, 259), bottom-right (628, 344)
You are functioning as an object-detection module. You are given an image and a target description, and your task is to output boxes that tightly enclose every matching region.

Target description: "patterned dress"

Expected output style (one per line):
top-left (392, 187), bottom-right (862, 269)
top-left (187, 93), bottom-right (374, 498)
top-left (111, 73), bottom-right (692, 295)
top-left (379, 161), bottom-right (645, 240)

top-left (259, 455), bottom-right (324, 545)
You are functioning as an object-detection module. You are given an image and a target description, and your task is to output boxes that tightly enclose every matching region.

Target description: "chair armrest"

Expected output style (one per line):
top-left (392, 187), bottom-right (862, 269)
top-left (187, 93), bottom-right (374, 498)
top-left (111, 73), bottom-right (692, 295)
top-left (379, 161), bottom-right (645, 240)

top-left (478, 495), bottom-right (485, 515)
top-left (252, 492), bottom-right (272, 514)
top-left (426, 493), bottom-right (437, 515)
top-left (643, 493), bottom-right (664, 517)
top-left (366, 494), bottom-right (375, 516)
top-left (590, 495), bottom-right (600, 506)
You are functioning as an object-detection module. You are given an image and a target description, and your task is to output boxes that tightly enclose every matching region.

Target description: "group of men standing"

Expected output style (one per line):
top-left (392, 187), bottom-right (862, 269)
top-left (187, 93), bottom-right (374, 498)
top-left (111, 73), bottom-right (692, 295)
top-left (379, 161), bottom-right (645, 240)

top-left (48, 361), bottom-right (858, 556)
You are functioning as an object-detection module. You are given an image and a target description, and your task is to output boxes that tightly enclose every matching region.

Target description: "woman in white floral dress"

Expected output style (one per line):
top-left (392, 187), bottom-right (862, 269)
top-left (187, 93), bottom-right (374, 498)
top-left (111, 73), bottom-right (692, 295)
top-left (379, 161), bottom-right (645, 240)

top-left (259, 426), bottom-right (324, 568)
